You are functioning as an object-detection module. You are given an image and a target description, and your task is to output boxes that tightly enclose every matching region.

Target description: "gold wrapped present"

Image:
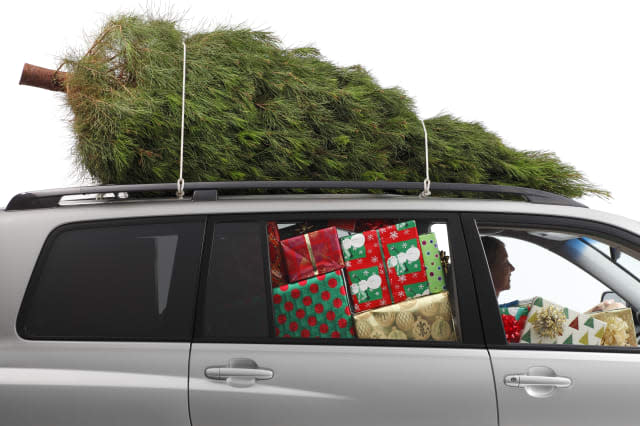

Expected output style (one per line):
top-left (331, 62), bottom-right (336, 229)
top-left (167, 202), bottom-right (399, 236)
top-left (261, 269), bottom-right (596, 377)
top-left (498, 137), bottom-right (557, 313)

top-left (353, 292), bottom-right (457, 342)
top-left (590, 308), bottom-right (637, 347)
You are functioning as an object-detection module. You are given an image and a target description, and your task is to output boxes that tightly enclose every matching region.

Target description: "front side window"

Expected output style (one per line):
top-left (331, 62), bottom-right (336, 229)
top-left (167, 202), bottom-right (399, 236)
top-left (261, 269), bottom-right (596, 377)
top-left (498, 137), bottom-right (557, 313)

top-left (479, 225), bottom-right (640, 348)
top-left (18, 217), bottom-right (206, 341)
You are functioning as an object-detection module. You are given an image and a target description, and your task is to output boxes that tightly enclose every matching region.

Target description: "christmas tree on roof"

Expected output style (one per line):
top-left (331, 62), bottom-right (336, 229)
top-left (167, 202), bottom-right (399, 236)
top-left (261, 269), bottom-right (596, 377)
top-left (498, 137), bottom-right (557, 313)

top-left (20, 13), bottom-right (609, 199)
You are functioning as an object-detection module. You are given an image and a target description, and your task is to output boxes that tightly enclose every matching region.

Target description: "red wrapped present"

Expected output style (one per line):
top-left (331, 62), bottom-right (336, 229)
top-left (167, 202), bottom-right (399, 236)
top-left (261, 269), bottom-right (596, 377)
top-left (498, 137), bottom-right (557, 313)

top-left (267, 222), bottom-right (287, 287)
top-left (378, 220), bottom-right (429, 303)
top-left (281, 226), bottom-right (345, 282)
top-left (340, 229), bottom-right (393, 312)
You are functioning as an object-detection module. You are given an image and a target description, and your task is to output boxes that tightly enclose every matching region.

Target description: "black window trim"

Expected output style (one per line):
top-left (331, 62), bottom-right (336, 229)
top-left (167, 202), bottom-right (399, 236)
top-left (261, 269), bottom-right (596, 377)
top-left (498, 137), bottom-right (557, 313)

top-left (462, 212), bottom-right (640, 354)
top-left (17, 214), bottom-right (208, 342)
top-left (192, 210), bottom-right (486, 349)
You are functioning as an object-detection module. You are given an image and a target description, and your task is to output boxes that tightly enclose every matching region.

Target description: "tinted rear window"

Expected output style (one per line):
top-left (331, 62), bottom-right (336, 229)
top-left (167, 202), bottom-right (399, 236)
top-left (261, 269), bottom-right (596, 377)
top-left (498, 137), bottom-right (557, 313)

top-left (18, 217), bottom-right (205, 341)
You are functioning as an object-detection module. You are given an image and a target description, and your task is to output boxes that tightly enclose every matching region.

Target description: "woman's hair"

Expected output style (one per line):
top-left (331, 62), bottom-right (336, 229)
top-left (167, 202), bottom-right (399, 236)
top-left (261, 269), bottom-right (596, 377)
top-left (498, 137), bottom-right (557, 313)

top-left (481, 236), bottom-right (504, 267)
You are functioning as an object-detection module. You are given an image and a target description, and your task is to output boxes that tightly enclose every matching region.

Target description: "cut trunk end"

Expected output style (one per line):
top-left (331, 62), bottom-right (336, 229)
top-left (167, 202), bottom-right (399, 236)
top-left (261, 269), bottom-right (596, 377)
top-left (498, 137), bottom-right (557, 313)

top-left (19, 63), bottom-right (67, 92)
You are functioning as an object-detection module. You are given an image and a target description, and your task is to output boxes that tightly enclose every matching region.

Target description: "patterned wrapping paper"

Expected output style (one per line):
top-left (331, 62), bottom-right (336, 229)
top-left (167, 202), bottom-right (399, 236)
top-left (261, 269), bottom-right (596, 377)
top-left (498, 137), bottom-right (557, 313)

top-left (353, 292), bottom-right (457, 342)
top-left (272, 271), bottom-right (355, 339)
top-left (590, 308), bottom-right (638, 347)
top-left (267, 222), bottom-right (287, 287)
top-left (520, 297), bottom-right (606, 345)
top-left (378, 221), bottom-right (430, 303)
top-left (418, 233), bottom-right (446, 294)
top-left (340, 229), bottom-right (393, 312)
top-left (281, 226), bottom-right (345, 283)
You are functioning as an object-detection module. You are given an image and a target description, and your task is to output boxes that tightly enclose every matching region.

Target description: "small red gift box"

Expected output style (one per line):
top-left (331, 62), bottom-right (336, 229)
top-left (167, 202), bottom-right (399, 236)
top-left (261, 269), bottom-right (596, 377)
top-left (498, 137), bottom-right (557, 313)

top-left (281, 226), bottom-right (345, 283)
top-left (267, 222), bottom-right (287, 287)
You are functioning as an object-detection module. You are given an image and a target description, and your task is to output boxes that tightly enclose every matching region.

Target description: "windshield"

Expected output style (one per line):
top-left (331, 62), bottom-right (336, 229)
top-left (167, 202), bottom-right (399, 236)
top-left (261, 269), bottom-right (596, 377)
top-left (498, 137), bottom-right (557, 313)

top-left (581, 237), bottom-right (640, 284)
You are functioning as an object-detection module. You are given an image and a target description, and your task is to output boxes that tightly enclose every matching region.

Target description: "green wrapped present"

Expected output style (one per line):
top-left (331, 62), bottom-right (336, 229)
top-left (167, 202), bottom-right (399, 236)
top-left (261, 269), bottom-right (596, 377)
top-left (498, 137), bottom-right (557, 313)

top-left (272, 271), bottom-right (354, 339)
top-left (418, 233), bottom-right (446, 294)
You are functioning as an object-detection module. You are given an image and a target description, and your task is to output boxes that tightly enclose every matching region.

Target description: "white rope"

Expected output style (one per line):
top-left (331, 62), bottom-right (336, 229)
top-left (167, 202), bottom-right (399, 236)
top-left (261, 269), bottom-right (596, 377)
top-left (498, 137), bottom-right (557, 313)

top-left (419, 119), bottom-right (431, 198)
top-left (177, 41), bottom-right (187, 199)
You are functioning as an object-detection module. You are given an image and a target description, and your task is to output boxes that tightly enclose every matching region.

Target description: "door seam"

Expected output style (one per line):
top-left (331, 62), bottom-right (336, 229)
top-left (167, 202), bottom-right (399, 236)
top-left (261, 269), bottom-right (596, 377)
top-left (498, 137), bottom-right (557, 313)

top-left (487, 349), bottom-right (501, 426)
top-left (187, 341), bottom-right (194, 426)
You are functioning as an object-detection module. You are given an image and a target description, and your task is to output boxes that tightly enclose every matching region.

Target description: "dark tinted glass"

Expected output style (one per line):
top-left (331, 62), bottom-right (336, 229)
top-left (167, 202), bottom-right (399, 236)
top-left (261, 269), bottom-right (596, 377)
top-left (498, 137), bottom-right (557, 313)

top-left (197, 222), bottom-right (270, 338)
top-left (19, 217), bottom-right (205, 341)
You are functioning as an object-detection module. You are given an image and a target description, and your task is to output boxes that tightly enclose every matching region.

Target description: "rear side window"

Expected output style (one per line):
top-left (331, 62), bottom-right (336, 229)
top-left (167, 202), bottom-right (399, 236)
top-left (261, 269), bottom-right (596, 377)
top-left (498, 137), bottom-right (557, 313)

top-left (18, 217), bottom-right (206, 341)
top-left (194, 215), bottom-right (471, 346)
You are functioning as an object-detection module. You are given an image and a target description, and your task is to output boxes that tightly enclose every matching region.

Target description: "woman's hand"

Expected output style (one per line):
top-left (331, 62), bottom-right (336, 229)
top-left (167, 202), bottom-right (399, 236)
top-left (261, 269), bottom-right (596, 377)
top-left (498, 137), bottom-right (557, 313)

top-left (585, 299), bottom-right (626, 313)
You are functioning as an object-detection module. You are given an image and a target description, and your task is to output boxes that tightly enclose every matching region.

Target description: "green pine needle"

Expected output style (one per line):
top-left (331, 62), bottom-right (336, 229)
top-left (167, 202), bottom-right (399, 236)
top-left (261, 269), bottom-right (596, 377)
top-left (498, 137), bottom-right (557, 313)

top-left (61, 13), bottom-right (609, 199)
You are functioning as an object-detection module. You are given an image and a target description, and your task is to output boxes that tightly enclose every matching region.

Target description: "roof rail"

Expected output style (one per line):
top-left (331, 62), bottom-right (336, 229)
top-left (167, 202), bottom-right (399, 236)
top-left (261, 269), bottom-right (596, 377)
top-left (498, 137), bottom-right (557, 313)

top-left (5, 181), bottom-right (587, 211)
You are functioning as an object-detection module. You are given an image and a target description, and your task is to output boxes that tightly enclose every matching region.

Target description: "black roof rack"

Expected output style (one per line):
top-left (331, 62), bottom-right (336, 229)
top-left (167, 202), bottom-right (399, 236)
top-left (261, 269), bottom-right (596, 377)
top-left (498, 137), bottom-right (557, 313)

top-left (5, 181), bottom-right (587, 211)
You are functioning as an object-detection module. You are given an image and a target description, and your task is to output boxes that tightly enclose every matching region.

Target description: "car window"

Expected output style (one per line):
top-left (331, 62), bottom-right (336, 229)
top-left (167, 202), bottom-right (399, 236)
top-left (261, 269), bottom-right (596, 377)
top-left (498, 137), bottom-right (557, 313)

top-left (195, 216), bottom-right (463, 345)
top-left (196, 221), bottom-right (272, 339)
top-left (18, 217), bottom-right (206, 341)
top-left (478, 226), bottom-right (640, 348)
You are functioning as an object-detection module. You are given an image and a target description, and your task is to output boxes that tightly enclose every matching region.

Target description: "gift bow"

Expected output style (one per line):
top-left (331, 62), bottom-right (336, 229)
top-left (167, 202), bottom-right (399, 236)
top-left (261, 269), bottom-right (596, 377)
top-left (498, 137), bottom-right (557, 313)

top-left (533, 305), bottom-right (566, 339)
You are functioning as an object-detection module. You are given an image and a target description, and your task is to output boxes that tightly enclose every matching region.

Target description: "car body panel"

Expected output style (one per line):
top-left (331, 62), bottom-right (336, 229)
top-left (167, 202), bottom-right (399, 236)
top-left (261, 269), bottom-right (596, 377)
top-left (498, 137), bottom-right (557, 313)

top-left (490, 348), bottom-right (640, 426)
top-left (189, 343), bottom-right (498, 426)
top-left (0, 341), bottom-right (191, 426)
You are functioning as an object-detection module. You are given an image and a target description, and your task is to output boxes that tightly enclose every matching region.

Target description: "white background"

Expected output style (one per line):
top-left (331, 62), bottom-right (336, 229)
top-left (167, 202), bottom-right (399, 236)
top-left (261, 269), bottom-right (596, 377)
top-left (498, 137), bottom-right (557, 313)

top-left (3, 1), bottom-right (640, 308)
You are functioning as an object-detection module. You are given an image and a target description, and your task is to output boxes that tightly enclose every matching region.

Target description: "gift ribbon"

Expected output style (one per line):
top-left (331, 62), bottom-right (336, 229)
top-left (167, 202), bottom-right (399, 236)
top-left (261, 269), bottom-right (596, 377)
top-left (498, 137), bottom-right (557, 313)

top-left (304, 233), bottom-right (319, 276)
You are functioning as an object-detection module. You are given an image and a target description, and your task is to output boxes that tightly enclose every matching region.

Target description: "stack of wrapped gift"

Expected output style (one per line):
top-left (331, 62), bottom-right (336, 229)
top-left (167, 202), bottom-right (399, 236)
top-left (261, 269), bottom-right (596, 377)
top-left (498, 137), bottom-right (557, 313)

top-left (589, 308), bottom-right (637, 347)
top-left (269, 219), bottom-right (455, 342)
top-left (519, 297), bottom-right (607, 345)
top-left (270, 225), bottom-right (354, 339)
top-left (340, 220), bottom-right (448, 313)
top-left (339, 220), bottom-right (456, 341)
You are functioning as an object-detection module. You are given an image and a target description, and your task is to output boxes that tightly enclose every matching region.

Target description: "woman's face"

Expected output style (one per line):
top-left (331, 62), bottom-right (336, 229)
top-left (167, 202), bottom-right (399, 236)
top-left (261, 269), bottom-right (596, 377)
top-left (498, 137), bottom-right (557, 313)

top-left (490, 243), bottom-right (515, 297)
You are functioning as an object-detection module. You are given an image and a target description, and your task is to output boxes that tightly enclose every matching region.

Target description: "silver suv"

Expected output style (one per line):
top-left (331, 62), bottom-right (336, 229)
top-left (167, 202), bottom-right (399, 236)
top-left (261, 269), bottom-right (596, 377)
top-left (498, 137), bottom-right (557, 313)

top-left (2, 181), bottom-right (639, 426)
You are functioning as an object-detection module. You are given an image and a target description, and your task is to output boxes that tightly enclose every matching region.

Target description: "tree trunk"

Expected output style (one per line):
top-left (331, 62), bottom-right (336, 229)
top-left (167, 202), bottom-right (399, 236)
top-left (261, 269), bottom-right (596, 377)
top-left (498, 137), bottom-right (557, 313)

top-left (19, 63), bottom-right (67, 92)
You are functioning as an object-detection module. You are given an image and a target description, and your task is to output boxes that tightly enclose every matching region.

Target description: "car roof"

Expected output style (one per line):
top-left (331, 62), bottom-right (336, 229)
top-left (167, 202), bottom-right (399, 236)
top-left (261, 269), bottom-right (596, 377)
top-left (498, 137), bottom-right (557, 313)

top-left (2, 195), bottom-right (640, 238)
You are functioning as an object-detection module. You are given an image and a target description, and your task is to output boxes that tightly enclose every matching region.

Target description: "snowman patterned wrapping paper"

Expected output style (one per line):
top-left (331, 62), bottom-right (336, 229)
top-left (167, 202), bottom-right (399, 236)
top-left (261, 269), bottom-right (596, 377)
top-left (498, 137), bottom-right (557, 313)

top-left (341, 229), bottom-right (394, 312)
top-left (341, 220), bottom-right (430, 313)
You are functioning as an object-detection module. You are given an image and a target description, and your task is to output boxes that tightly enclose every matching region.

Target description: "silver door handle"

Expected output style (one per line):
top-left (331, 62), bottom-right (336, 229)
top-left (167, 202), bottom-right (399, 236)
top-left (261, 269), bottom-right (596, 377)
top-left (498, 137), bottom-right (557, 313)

top-left (505, 374), bottom-right (572, 388)
top-left (205, 367), bottom-right (274, 381)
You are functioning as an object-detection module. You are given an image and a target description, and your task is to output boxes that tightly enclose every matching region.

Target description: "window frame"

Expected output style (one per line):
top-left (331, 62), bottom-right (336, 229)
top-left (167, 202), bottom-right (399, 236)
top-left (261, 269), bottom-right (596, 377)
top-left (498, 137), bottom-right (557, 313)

top-left (192, 211), bottom-right (486, 348)
top-left (16, 215), bottom-right (207, 342)
top-left (462, 212), bottom-right (640, 353)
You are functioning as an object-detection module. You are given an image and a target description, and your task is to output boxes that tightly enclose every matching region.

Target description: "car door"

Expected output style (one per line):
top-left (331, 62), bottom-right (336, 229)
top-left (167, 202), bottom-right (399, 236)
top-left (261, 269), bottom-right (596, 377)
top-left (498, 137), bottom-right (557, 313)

top-left (188, 213), bottom-right (498, 426)
top-left (463, 213), bottom-right (640, 426)
top-left (1, 216), bottom-right (205, 426)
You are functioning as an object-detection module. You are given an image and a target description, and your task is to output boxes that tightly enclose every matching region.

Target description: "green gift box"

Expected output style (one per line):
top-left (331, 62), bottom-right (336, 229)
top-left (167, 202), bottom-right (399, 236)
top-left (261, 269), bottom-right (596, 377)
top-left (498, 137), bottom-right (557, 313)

top-left (272, 270), bottom-right (354, 339)
top-left (418, 233), bottom-right (446, 294)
